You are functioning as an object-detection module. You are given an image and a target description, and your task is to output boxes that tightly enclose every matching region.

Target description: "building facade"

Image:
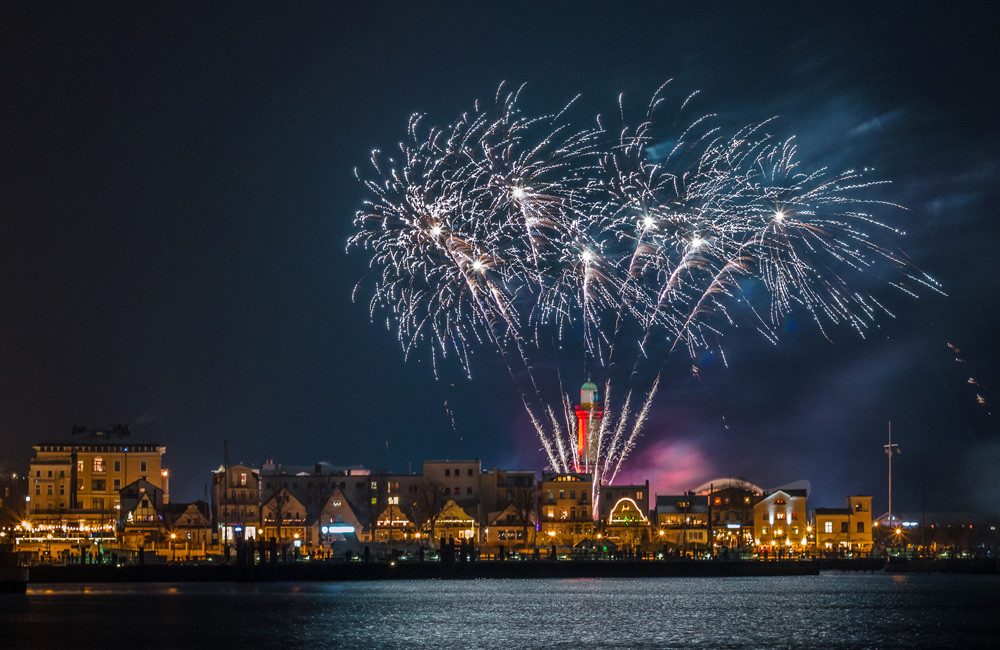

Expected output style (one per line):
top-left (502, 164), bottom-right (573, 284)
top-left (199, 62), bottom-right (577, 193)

top-left (815, 495), bottom-right (873, 555)
top-left (539, 472), bottom-right (594, 547)
top-left (28, 429), bottom-right (167, 536)
top-left (753, 489), bottom-right (808, 555)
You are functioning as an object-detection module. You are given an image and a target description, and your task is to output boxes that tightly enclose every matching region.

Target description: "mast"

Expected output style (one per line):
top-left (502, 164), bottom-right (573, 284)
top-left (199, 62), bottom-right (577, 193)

top-left (884, 421), bottom-right (900, 533)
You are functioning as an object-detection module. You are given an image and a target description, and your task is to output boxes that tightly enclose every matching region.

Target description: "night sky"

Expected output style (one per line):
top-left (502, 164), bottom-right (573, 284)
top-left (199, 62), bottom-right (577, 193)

top-left (2, 3), bottom-right (997, 513)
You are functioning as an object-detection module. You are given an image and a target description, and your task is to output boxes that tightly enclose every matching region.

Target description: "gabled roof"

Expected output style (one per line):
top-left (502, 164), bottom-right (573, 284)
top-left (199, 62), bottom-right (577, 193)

top-left (434, 500), bottom-right (476, 524)
top-left (262, 486), bottom-right (308, 521)
top-left (307, 487), bottom-right (365, 527)
top-left (488, 503), bottom-right (536, 526)
top-left (375, 504), bottom-right (413, 527)
top-left (169, 502), bottom-right (211, 527)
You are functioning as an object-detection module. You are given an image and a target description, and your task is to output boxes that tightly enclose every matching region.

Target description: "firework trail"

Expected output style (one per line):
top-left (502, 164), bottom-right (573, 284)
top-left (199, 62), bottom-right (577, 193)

top-left (350, 82), bottom-right (939, 507)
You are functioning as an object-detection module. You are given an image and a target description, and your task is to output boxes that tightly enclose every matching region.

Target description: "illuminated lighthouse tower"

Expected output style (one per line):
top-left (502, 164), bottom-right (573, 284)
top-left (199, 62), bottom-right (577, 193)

top-left (574, 380), bottom-right (603, 471)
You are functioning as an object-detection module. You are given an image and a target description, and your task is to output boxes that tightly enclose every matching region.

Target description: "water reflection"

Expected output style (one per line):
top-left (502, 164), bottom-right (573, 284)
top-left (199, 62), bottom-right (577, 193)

top-left (5, 574), bottom-right (1000, 648)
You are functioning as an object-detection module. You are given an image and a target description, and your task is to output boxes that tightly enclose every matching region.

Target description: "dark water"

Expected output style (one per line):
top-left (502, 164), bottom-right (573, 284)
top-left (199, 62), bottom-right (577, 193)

top-left (3, 573), bottom-right (999, 648)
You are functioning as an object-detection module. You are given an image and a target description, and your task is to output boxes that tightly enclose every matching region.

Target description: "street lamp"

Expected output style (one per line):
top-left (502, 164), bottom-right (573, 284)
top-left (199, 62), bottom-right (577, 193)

top-left (170, 533), bottom-right (176, 562)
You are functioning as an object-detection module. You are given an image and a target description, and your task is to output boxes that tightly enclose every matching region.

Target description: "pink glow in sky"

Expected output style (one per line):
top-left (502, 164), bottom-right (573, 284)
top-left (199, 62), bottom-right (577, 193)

top-left (615, 438), bottom-right (716, 496)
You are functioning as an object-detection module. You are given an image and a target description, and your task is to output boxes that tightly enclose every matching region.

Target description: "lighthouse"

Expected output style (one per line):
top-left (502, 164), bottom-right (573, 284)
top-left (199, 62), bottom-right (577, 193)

top-left (574, 380), bottom-right (603, 470)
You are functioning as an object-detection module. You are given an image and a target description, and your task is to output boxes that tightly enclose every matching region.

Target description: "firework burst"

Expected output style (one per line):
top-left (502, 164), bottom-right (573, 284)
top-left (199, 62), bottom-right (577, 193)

top-left (349, 82), bottom-right (939, 508)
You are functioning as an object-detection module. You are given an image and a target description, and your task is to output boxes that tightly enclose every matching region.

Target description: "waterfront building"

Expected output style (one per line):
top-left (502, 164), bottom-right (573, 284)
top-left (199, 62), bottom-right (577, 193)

top-left (27, 427), bottom-right (168, 536)
top-left (431, 500), bottom-right (478, 543)
top-left (655, 494), bottom-right (709, 555)
top-left (166, 502), bottom-right (212, 559)
top-left (312, 487), bottom-right (365, 549)
top-left (484, 502), bottom-right (536, 551)
top-left (478, 468), bottom-right (535, 520)
top-left (694, 478), bottom-right (762, 550)
top-left (814, 495), bottom-right (873, 555)
top-left (599, 482), bottom-right (651, 549)
top-left (211, 464), bottom-right (261, 543)
top-left (372, 498), bottom-right (417, 544)
top-left (422, 459), bottom-right (482, 508)
top-left (539, 472), bottom-right (594, 547)
top-left (753, 488), bottom-right (808, 555)
top-left (261, 486), bottom-right (309, 547)
top-left (480, 468), bottom-right (536, 551)
top-left (118, 478), bottom-right (167, 551)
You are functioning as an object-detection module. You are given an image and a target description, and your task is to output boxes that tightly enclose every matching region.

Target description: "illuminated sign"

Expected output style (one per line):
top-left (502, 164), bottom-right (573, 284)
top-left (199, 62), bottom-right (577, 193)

top-left (324, 524), bottom-right (355, 534)
top-left (726, 523), bottom-right (741, 529)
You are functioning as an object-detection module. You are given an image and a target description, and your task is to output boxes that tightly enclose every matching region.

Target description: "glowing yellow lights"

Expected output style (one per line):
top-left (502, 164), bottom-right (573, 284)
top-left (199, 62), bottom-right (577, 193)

top-left (511, 186), bottom-right (526, 199)
top-left (546, 530), bottom-right (556, 537)
top-left (170, 533), bottom-right (176, 539)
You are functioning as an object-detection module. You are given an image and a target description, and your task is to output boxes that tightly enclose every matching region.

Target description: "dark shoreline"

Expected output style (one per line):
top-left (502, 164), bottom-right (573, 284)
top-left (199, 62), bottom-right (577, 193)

top-left (18, 557), bottom-right (998, 583)
top-left (26, 559), bottom-right (816, 582)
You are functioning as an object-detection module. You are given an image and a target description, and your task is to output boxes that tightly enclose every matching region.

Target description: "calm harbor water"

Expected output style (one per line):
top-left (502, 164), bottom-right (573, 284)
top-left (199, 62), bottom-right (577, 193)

top-left (3, 573), bottom-right (1000, 648)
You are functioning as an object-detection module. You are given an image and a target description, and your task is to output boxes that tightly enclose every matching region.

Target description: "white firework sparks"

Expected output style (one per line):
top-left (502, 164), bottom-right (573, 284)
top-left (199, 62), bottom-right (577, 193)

top-left (349, 82), bottom-right (939, 506)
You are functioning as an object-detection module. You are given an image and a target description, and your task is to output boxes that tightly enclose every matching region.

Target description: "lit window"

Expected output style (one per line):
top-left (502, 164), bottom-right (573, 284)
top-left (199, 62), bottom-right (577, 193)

top-left (93, 457), bottom-right (105, 472)
top-left (824, 521), bottom-right (833, 533)
top-left (240, 473), bottom-right (247, 486)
